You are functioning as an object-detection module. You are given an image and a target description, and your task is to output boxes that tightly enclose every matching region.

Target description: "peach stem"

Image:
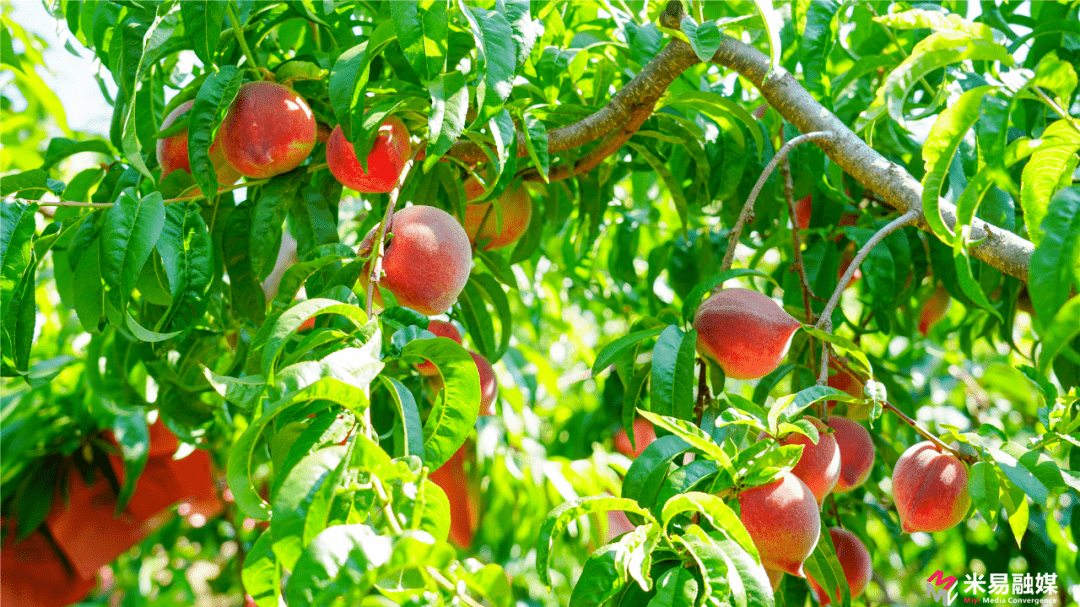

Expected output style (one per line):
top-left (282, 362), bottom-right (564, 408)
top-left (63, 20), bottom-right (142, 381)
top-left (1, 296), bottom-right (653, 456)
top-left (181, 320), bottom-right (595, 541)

top-left (363, 143), bottom-right (422, 317)
top-left (719, 131), bottom-right (836, 276)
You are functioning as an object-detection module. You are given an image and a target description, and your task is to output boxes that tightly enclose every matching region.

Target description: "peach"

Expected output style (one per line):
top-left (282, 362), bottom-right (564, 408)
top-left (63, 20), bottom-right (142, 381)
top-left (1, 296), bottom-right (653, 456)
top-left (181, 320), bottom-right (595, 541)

top-left (607, 509), bottom-right (637, 542)
top-left (892, 441), bottom-right (971, 533)
top-left (694, 289), bottom-right (802, 380)
top-left (327, 116), bottom-right (410, 193)
top-left (806, 527), bottom-right (873, 604)
top-left (918, 284), bottom-right (951, 335)
top-left (613, 418), bottom-right (657, 459)
top-left (460, 178), bottom-right (533, 250)
top-left (766, 568), bottom-right (784, 591)
top-left (737, 472), bottom-right (821, 577)
top-left (416, 320), bottom-right (463, 376)
top-left (827, 417), bottom-right (875, 494)
top-left (360, 205), bottom-right (472, 316)
top-left (428, 444), bottom-right (478, 548)
top-left (777, 417), bottom-right (840, 506)
top-left (426, 350), bottom-right (498, 417)
top-left (220, 81), bottom-right (316, 178)
top-left (794, 194), bottom-right (812, 231)
top-left (156, 100), bottom-right (241, 185)
top-left (471, 351), bottom-right (499, 416)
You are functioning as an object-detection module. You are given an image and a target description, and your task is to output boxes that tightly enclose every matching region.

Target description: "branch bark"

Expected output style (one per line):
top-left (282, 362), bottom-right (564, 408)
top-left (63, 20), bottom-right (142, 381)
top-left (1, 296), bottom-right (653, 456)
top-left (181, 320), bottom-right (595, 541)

top-left (443, 27), bottom-right (1034, 284)
top-left (698, 35), bottom-right (1032, 283)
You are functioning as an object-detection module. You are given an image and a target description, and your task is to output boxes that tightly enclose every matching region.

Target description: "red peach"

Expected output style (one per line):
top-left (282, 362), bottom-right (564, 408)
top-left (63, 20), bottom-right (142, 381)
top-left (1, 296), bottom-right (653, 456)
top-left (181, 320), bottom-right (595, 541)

top-left (891, 441), bottom-right (971, 533)
top-left (918, 284), bottom-right (951, 335)
top-left (826, 360), bottom-right (868, 421)
top-left (737, 472), bottom-right (821, 577)
top-left (471, 351), bottom-right (499, 416)
top-left (613, 418), bottom-right (657, 459)
top-left (428, 445), bottom-right (478, 548)
top-left (694, 289), bottom-right (802, 380)
top-left (360, 205), bottom-right (472, 316)
top-left (777, 417), bottom-right (840, 506)
top-left (828, 417), bottom-right (875, 494)
top-left (807, 527), bottom-right (873, 604)
top-left (460, 178), bottom-right (533, 251)
top-left (416, 320), bottom-right (464, 376)
top-left (327, 116), bottom-right (410, 193)
top-left (220, 81), bottom-right (317, 178)
top-left (794, 194), bottom-right (812, 231)
top-left (156, 100), bottom-right (241, 185)
top-left (0, 525), bottom-right (96, 607)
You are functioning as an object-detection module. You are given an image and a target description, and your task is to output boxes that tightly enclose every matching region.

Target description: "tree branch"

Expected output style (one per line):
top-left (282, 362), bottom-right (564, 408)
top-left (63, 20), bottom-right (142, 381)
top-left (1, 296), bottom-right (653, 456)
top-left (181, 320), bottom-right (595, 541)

top-left (446, 39), bottom-right (699, 164)
top-left (697, 35), bottom-right (1033, 283)
top-left (443, 25), bottom-right (1034, 284)
top-left (720, 132), bottom-right (835, 273)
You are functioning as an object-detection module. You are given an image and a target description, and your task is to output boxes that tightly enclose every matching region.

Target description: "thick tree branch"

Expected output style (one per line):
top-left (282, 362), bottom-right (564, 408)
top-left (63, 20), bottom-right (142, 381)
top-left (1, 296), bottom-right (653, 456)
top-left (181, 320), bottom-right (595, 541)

top-left (445, 25), bottom-right (1033, 284)
top-left (446, 40), bottom-right (699, 164)
top-left (696, 35), bottom-right (1032, 283)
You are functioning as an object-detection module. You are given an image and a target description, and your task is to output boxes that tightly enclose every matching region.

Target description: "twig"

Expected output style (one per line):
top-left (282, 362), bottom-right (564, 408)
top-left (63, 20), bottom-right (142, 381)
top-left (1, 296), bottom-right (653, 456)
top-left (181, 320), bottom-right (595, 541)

top-left (719, 131), bottom-right (835, 274)
top-left (694, 358), bottom-right (709, 427)
top-left (829, 354), bottom-right (975, 464)
top-left (364, 146), bottom-right (421, 317)
top-left (226, 5), bottom-right (261, 79)
top-left (814, 210), bottom-right (919, 385)
top-left (779, 144), bottom-right (821, 318)
top-left (1032, 87), bottom-right (1080, 134)
top-left (427, 567), bottom-right (486, 607)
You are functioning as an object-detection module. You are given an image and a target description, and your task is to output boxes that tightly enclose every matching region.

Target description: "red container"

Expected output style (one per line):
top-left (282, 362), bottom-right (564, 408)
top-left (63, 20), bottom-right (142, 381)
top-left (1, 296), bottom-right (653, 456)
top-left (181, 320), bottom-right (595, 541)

top-left (0, 525), bottom-right (96, 607)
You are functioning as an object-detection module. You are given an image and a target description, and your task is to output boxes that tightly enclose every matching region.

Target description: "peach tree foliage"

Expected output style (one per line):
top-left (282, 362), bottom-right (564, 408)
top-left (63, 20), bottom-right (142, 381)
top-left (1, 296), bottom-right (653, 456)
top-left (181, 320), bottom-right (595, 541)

top-left (0, 1), bottom-right (1078, 606)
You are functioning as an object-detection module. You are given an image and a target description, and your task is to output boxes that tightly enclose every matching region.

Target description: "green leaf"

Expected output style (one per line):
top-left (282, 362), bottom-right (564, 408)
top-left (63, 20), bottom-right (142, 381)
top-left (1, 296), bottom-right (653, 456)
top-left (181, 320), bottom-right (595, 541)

top-left (242, 531), bottom-right (282, 607)
top-left (625, 141), bottom-right (690, 228)
top-left (522, 112), bottom-right (550, 182)
top-left (753, 0), bottom-right (782, 75)
top-left (271, 446), bottom-right (349, 570)
top-left (969, 461), bottom-right (1000, 528)
top-left (402, 337), bottom-right (479, 471)
top-left (1038, 296), bottom-right (1080, 374)
top-left (222, 198), bottom-right (267, 325)
top-left (1020, 121), bottom-right (1080, 248)
top-left (124, 313), bottom-right (183, 342)
top-left (875, 8), bottom-right (993, 38)
top-left (328, 21), bottom-right (397, 150)
top-left (72, 239), bottom-right (105, 333)
top-left (99, 190), bottom-right (165, 319)
top-left (680, 16), bottom-right (721, 62)
top-left (0, 203), bottom-right (36, 355)
top-left (284, 524), bottom-right (391, 603)
top-left (661, 492), bottom-right (756, 559)
top-left (536, 495), bottom-right (655, 587)
top-left (882, 38), bottom-right (1012, 126)
top-left (920, 86), bottom-right (995, 244)
top-left (593, 327), bottom-right (666, 377)
top-left (650, 325), bottom-right (697, 421)
top-left (458, 2), bottom-right (516, 122)
top-left (391, 0), bottom-right (447, 83)
top-left (40, 138), bottom-right (113, 173)
top-left (1030, 186), bottom-right (1080, 323)
top-left (1031, 51), bottom-right (1078, 104)
top-left (803, 531), bottom-right (847, 607)
top-left (0, 169), bottom-right (49, 197)
top-left (251, 171), bottom-right (305, 281)
top-left (800, 0), bottom-right (840, 102)
top-left (120, 12), bottom-right (180, 182)
top-left (189, 66), bottom-right (243, 199)
top-left (648, 568), bottom-right (699, 607)
top-left (424, 71), bottom-right (468, 171)
top-left (568, 543), bottom-right (629, 607)
top-left (180, 0), bottom-right (227, 67)
top-left (377, 376), bottom-right (425, 461)
top-left (988, 445), bottom-right (1061, 506)
top-left (504, 0), bottom-right (539, 70)
top-left (156, 202), bottom-right (213, 331)
top-left (640, 411), bottom-right (736, 481)
top-left (261, 298), bottom-right (372, 376)
top-left (622, 435), bottom-right (691, 508)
